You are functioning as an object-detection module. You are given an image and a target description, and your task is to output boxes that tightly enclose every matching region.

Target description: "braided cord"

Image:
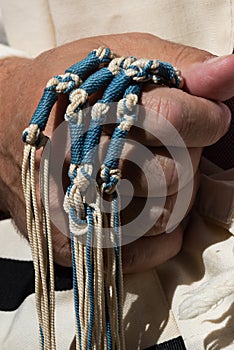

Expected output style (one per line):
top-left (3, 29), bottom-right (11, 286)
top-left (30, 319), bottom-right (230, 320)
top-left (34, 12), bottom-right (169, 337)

top-left (81, 58), bottom-right (137, 166)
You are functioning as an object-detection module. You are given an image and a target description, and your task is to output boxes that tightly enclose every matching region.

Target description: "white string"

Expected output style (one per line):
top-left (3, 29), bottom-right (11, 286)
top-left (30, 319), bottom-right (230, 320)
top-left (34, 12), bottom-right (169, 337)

top-left (40, 139), bottom-right (56, 350)
top-left (22, 140), bottom-right (56, 350)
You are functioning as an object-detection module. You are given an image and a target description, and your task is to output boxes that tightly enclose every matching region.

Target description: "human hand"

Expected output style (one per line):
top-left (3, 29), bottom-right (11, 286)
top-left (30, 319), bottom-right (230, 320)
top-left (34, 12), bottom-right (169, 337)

top-left (0, 33), bottom-right (233, 272)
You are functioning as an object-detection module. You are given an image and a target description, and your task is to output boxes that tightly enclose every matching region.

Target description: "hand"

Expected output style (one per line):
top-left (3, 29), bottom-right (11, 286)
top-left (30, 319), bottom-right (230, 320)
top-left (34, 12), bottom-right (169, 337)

top-left (0, 33), bottom-right (233, 272)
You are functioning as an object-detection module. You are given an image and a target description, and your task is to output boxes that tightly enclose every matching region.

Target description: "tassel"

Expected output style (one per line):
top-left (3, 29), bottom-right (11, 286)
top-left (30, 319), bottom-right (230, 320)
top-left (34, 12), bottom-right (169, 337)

top-left (22, 47), bottom-right (183, 350)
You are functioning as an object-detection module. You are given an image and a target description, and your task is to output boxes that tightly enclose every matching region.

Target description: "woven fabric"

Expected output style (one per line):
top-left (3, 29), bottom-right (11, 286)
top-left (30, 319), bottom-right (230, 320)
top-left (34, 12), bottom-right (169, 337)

top-left (145, 336), bottom-right (186, 350)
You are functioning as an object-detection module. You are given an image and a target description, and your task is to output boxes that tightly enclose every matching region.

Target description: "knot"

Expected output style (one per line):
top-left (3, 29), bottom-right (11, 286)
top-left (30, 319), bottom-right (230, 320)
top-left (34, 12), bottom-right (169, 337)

top-left (108, 57), bottom-right (126, 76)
top-left (95, 46), bottom-right (116, 63)
top-left (22, 124), bottom-right (40, 144)
top-left (124, 58), bottom-right (183, 86)
top-left (116, 93), bottom-right (138, 131)
top-left (151, 61), bottom-right (183, 88)
top-left (64, 168), bottom-right (88, 236)
top-left (91, 102), bottom-right (110, 120)
top-left (73, 164), bottom-right (93, 193)
top-left (118, 115), bottom-right (135, 132)
top-left (100, 165), bottom-right (121, 194)
top-left (65, 88), bottom-right (88, 121)
top-left (126, 59), bottom-right (154, 82)
top-left (149, 60), bottom-right (160, 70)
top-left (63, 190), bottom-right (88, 236)
top-left (117, 93), bottom-right (138, 117)
top-left (46, 73), bottom-right (82, 94)
top-left (108, 56), bottom-right (136, 76)
top-left (63, 163), bottom-right (95, 236)
top-left (121, 56), bottom-right (137, 70)
top-left (22, 124), bottom-right (47, 148)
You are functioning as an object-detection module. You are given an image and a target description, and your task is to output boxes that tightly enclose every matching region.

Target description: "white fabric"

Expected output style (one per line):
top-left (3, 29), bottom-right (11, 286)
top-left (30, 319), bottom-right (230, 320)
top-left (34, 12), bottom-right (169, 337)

top-left (123, 271), bottom-right (181, 349)
top-left (0, 0), bottom-right (56, 56)
top-left (198, 169), bottom-right (234, 234)
top-left (0, 219), bottom-right (32, 260)
top-left (0, 43), bottom-right (30, 58)
top-left (124, 158), bottom-right (234, 349)
top-left (0, 291), bottom-right (75, 350)
top-left (0, 0), bottom-right (233, 56)
top-left (48, 0), bottom-right (234, 55)
top-left (157, 211), bottom-right (234, 350)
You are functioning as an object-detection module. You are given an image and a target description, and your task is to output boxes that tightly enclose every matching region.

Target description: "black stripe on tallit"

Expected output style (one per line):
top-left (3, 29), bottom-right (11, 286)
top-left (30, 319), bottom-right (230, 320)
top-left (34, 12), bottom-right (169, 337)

top-left (144, 336), bottom-right (186, 350)
top-left (0, 258), bottom-right (73, 311)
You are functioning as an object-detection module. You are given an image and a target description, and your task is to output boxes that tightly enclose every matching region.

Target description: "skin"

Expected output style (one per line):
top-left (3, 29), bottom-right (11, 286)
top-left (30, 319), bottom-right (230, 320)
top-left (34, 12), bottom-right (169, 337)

top-left (0, 33), bottom-right (233, 273)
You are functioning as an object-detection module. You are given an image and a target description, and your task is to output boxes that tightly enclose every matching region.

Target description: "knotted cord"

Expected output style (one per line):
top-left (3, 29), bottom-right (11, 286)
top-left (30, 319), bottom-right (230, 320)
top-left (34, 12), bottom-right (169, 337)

top-left (22, 47), bottom-right (183, 350)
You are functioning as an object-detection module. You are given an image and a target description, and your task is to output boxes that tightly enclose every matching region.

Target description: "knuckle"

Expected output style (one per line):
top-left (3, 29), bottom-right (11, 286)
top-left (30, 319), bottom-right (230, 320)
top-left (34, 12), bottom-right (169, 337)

top-left (154, 197), bottom-right (174, 235)
top-left (207, 103), bottom-right (230, 145)
top-left (153, 208), bottom-right (171, 235)
top-left (169, 227), bottom-right (183, 257)
top-left (121, 246), bottom-right (138, 272)
top-left (146, 90), bottom-right (185, 135)
top-left (173, 45), bottom-right (196, 68)
top-left (161, 156), bottom-right (178, 195)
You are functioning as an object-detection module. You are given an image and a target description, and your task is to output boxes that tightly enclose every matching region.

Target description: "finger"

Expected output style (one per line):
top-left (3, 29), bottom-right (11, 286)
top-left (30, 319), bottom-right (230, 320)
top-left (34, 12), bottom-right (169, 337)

top-left (121, 224), bottom-right (184, 273)
top-left (98, 33), bottom-right (234, 101)
top-left (137, 86), bottom-right (231, 147)
top-left (35, 33), bottom-right (234, 112)
top-left (120, 172), bottom-right (199, 236)
top-left (183, 55), bottom-right (234, 101)
top-left (99, 135), bottom-right (201, 196)
top-left (102, 86), bottom-right (230, 147)
top-left (119, 146), bottom-right (200, 197)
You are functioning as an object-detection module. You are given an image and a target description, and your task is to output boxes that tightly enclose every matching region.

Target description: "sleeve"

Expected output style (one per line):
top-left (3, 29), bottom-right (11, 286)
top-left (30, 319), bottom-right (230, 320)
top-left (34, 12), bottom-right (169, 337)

top-left (0, 43), bottom-right (31, 58)
top-left (0, 8), bottom-right (31, 58)
top-left (0, 0), bottom-right (56, 57)
top-left (197, 158), bottom-right (234, 235)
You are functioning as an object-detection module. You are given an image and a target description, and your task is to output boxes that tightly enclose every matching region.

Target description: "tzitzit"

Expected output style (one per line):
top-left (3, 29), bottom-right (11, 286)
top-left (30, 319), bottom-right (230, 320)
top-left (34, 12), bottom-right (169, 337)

top-left (21, 47), bottom-right (183, 350)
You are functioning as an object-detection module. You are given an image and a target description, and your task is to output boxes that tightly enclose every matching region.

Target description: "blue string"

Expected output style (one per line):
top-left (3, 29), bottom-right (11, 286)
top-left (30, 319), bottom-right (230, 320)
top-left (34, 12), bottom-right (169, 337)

top-left (70, 122), bottom-right (86, 166)
top-left (39, 325), bottom-right (44, 350)
top-left (28, 89), bottom-right (58, 131)
top-left (101, 70), bottom-right (132, 103)
top-left (104, 129), bottom-right (128, 169)
top-left (81, 122), bottom-right (103, 164)
top-left (80, 69), bottom-right (136, 171)
top-left (102, 84), bottom-right (142, 190)
top-left (68, 67), bottom-right (115, 165)
top-left (65, 48), bottom-right (112, 77)
top-left (51, 74), bottom-right (79, 94)
top-left (153, 60), bottom-right (181, 87)
top-left (128, 60), bottom-right (154, 81)
top-left (79, 67), bottom-right (114, 96)
top-left (157, 61), bottom-right (175, 82)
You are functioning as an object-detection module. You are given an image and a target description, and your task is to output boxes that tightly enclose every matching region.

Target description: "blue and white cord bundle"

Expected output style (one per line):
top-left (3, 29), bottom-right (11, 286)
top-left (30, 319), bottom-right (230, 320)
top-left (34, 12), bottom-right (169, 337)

top-left (21, 47), bottom-right (183, 350)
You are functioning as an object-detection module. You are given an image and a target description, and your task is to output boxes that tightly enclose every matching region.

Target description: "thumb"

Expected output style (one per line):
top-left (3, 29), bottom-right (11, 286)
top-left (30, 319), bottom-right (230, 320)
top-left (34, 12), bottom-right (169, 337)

top-left (182, 54), bottom-right (234, 101)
